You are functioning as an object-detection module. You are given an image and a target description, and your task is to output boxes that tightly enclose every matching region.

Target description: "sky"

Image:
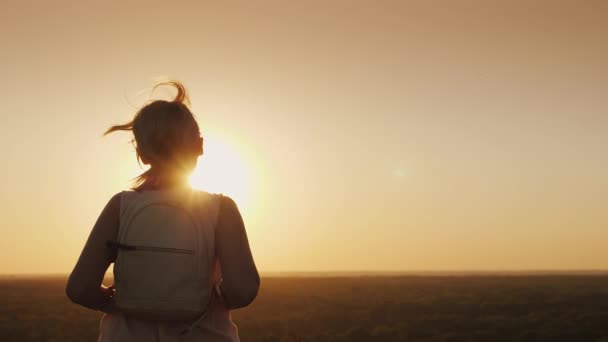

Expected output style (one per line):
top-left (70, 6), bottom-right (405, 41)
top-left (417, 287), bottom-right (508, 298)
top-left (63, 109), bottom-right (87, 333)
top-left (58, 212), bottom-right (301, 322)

top-left (0, 0), bottom-right (606, 274)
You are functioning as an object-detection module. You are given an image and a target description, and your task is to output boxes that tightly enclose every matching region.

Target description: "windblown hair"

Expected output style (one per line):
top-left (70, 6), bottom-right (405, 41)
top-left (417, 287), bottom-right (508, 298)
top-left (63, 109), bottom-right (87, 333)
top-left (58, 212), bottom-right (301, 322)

top-left (105, 81), bottom-right (202, 189)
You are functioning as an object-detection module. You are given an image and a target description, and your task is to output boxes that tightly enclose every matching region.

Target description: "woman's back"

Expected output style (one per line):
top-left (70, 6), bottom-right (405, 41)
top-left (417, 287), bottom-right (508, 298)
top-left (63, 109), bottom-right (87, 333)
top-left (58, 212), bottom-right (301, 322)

top-left (67, 188), bottom-right (258, 341)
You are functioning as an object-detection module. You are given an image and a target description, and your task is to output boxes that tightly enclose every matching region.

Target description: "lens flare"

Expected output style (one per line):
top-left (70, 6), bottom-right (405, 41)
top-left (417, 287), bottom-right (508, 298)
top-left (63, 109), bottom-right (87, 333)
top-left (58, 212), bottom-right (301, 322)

top-left (189, 134), bottom-right (251, 210)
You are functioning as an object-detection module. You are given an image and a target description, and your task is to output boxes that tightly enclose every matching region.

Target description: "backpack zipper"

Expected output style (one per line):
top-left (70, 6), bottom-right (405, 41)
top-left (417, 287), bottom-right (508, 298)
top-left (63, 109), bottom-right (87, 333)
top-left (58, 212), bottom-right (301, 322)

top-left (132, 246), bottom-right (194, 254)
top-left (107, 241), bottom-right (194, 254)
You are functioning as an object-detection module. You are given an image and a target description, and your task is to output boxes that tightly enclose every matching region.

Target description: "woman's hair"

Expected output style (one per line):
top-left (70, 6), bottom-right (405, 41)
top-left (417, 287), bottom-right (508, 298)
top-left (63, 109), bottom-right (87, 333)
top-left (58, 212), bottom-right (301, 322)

top-left (105, 81), bottom-right (202, 189)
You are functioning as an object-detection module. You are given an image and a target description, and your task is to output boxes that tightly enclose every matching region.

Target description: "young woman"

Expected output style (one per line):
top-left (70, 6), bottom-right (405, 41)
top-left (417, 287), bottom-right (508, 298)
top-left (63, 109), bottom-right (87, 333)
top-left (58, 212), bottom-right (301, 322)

top-left (66, 81), bottom-right (259, 341)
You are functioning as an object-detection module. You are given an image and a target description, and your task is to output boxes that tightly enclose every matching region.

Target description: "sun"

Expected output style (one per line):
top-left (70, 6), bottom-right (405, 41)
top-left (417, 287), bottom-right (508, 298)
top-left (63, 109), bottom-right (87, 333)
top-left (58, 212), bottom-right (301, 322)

top-left (189, 134), bottom-right (251, 209)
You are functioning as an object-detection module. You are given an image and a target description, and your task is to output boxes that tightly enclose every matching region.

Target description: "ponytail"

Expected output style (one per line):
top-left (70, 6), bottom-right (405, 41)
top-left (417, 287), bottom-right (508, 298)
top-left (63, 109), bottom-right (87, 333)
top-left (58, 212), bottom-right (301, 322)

top-left (103, 120), bottom-right (133, 136)
top-left (152, 80), bottom-right (190, 106)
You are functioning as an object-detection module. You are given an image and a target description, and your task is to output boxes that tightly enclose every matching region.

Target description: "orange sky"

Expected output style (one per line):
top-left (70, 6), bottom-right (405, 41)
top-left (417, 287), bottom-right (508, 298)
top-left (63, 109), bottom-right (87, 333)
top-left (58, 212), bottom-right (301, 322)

top-left (0, 0), bottom-right (607, 274)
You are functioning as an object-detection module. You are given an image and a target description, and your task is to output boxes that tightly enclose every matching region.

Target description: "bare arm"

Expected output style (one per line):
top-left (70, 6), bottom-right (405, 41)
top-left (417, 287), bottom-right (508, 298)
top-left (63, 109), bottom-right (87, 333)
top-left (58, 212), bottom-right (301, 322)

top-left (215, 196), bottom-right (260, 309)
top-left (65, 193), bottom-right (120, 313)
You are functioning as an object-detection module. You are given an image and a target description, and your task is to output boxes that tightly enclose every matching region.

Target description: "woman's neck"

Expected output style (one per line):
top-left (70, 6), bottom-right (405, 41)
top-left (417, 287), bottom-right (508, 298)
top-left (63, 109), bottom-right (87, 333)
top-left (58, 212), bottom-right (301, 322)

top-left (136, 170), bottom-right (191, 191)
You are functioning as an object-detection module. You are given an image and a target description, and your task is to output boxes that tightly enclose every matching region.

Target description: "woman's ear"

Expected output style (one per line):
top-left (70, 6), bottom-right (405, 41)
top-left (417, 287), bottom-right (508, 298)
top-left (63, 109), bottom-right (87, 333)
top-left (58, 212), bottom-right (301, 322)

top-left (137, 148), bottom-right (151, 165)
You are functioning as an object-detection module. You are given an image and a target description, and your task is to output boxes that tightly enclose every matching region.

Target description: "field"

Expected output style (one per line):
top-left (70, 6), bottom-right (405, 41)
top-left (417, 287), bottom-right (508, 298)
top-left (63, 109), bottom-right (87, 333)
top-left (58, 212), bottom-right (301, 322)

top-left (1, 275), bottom-right (608, 341)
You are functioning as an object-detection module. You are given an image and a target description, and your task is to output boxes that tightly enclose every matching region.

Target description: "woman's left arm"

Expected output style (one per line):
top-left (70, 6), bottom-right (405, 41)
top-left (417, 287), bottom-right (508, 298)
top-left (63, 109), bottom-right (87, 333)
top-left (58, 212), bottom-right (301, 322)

top-left (65, 193), bottom-right (121, 313)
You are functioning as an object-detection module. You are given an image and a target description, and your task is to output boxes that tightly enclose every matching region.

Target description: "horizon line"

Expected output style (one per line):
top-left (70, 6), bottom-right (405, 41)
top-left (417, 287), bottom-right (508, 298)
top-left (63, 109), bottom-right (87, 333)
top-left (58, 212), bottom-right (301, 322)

top-left (2, 269), bottom-right (608, 278)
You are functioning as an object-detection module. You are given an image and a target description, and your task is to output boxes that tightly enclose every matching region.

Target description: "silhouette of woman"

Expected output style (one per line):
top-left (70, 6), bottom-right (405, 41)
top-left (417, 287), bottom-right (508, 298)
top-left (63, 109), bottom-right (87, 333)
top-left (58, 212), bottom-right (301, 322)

top-left (66, 81), bottom-right (259, 341)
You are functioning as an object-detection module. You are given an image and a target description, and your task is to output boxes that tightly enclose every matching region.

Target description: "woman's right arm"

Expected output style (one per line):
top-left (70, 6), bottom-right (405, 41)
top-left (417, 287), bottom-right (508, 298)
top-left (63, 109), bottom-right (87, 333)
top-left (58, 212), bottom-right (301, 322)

top-left (215, 195), bottom-right (260, 309)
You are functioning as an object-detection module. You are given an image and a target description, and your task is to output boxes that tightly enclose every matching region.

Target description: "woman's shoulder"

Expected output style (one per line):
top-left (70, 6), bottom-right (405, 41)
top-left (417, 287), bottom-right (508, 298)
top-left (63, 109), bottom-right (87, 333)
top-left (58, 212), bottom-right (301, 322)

top-left (192, 190), bottom-right (237, 209)
top-left (108, 190), bottom-right (142, 209)
top-left (215, 194), bottom-right (238, 214)
top-left (190, 191), bottom-right (240, 223)
top-left (105, 192), bottom-right (124, 212)
top-left (106, 190), bottom-right (147, 214)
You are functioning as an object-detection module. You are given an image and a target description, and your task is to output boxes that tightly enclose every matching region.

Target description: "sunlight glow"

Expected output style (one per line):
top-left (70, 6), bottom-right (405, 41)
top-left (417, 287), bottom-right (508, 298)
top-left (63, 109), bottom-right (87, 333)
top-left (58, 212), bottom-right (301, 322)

top-left (189, 134), bottom-right (251, 210)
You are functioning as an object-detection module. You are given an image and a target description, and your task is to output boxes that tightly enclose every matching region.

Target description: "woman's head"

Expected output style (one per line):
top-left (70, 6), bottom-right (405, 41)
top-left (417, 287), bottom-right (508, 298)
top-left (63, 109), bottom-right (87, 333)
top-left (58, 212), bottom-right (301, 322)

top-left (105, 81), bottom-right (203, 189)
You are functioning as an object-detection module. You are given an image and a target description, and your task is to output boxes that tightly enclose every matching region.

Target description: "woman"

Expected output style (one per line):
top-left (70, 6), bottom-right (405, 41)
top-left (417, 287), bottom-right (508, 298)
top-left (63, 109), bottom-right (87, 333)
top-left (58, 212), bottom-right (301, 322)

top-left (66, 81), bottom-right (259, 341)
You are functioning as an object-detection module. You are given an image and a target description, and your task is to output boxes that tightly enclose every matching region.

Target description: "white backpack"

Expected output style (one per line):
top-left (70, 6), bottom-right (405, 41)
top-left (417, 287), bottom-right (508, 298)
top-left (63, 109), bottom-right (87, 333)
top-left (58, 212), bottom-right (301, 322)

top-left (110, 188), bottom-right (221, 323)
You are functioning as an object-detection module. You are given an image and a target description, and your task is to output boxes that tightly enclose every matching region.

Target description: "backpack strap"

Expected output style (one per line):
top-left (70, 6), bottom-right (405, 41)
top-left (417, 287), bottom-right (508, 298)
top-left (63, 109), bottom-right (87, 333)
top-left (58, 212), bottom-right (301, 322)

top-left (106, 191), bottom-right (136, 253)
top-left (211, 192), bottom-right (223, 230)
